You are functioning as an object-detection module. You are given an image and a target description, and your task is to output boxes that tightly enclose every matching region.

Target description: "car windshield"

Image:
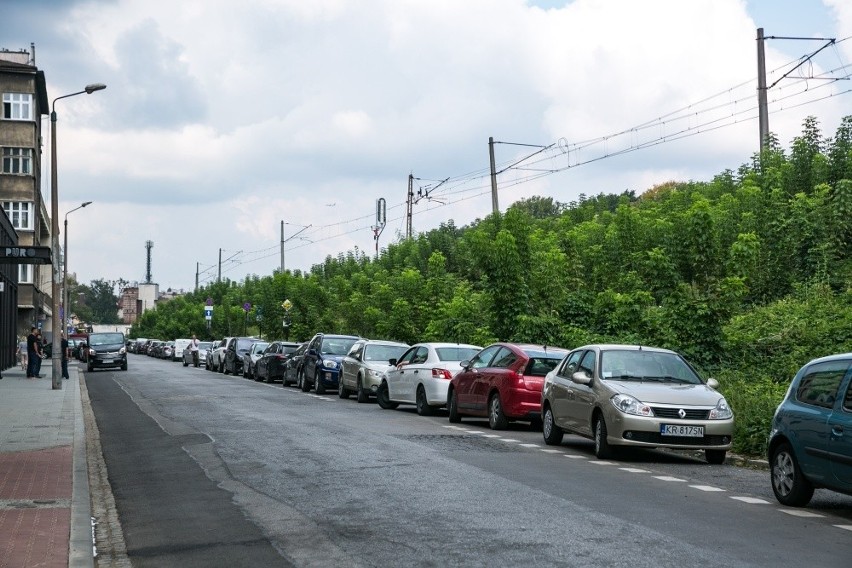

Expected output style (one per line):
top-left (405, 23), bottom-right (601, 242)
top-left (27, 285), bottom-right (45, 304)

top-left (524, 357), bottom-right (562, 377)
top-left (199, 342), bottom-right (213, 349)
top-left (364, 344), bottom-right (408, 362)
top-left (254, 342), bottom-right (269, 353)
top-left (435, 347), bottom-right (480, 362)
top-left (89, 333), bottom-right (124, 346)
top-left (321, 337), bottom-right (359, 355)
top-left (601, 350), bottom-right (701, 384)
top-left (236, 338), bottom-right (255, 351)
top-left (282, 344), bottom-right (299, 354)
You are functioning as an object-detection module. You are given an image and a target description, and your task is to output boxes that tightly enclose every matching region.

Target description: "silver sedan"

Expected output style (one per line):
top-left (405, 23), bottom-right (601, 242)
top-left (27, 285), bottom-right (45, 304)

top-left (339, 339), bottom-right (409, 402)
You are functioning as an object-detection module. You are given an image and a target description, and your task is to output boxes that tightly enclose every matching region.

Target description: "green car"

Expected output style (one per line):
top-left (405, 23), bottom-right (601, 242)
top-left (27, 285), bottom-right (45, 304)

top-left (768, 353), bottom-right (852, 506)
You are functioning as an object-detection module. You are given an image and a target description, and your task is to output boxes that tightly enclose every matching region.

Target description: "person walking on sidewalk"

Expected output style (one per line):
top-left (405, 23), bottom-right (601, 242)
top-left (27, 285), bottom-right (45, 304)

top-left (61, 332), bottom-right (70, 380)
top-left (26, 327), bottom-right (40, 378)
top-left (189, 334), bottom-right (200, 366)
top-left (17, 336), bottom-right (27, 371)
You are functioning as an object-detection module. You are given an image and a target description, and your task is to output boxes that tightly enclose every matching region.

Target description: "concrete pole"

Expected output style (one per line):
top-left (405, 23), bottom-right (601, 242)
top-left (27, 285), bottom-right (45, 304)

top-left (50, 109), bottom-right (61, 390)
top-left (489, 137), bottom-right (499, 214)
top-left (280, 220), bottom-right (285, 273)
top-left (757, 28), bottom-right (769, 153)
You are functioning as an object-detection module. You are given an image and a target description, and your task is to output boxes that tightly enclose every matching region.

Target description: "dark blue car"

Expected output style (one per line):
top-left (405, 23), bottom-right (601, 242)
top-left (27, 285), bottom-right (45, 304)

top-left (768, 352), bottom-right (852, 506)
top-left (299, 333), bottom-right (359, 394)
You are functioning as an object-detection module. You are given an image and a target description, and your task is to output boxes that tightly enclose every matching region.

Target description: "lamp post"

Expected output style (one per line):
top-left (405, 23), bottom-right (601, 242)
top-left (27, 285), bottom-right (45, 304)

top-left (63, 201), bottom-right (92, 339)
top-left (50, 83), bottom-right (106, 390)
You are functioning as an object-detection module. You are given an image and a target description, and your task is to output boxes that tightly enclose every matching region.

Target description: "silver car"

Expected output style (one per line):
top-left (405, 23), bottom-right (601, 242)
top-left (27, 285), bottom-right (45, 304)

top-left (541, 344), bottom-right (734, 463)
top-left (381, 342), bottom-right (482, 415)
top-left (339, 339), bottom-right (409, 402)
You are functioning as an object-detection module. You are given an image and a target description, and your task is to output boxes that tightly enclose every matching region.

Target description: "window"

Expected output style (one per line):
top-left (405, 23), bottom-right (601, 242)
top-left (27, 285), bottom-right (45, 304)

top-left (558, 351), bottom-right (584, 379)
top-left (19, 264), bottom-right (32, 284)
top-left (578, 350), bottom-right (597, 378)
top-left (2, 201), bottom-right (33, 230)
top-left (2, 148), bottom-right (32, 174)
top-left (470, 345), bottom-right (501, 369)
top-left (2, 93), bottom-right (33, 120)
top-left (491, 347), bottom-right (518, 368)
top-left (844, 380), bottom-right (852, 412)
top-left (796, 360), bottom-right (850, 409)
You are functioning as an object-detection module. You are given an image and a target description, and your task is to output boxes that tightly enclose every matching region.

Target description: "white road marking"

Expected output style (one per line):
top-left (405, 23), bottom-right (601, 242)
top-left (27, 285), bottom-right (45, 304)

top-left (589, 460), bottom-right (616, 466)
top-left (619, 467), bottom-right (649, 473)
top-left (563, 455), bottom-right (586, 459)
top-left (778, 509), bottom-right (824, 518)
top-left (730, 496), bottom-right (770, 504)
top-left (653, 476), bottom-right (687, 482)
top-left (690, 485), bottom-right (726, 492)
top-left (834, 525), bottom-right (852, 532)
top-left (498, 438), bottom-right (521, 443)
top-left (540, 449), bottom-right (562, 454)
top-left (519, 443), bottom-right (539, 448)
top-left (480, 434), bottom-right (502, 438)
top-left (463, 429), bottom-right (484, 434)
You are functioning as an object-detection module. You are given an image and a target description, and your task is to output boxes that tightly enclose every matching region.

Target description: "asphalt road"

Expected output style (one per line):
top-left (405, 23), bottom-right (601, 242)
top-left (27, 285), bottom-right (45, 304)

top-left (84, 355), bottom-right (852, 567)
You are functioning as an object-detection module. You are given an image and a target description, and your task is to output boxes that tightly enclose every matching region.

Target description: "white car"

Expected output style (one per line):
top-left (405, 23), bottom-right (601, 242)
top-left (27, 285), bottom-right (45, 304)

top-left (381, 342), bottom-right (482, 415)
top-left (173, 338), bottom-right (192, 362)
top-left (339, 339), bottom-right (409, 402)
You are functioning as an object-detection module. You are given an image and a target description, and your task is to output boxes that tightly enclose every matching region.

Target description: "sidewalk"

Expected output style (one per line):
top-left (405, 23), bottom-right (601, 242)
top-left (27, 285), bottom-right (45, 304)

top-left (0, 360), bottom-right (93, 568)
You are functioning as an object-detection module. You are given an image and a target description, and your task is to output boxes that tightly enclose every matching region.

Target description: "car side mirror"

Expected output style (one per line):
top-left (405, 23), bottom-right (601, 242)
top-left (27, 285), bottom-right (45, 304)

top-left (571, 371), bottom-right (592, 385)
top-left (460, 360), bottom-right (471, 370)
top-left (389, 358), bottom-right (397, 366)
top-left (706, 378), bottom-right (719, 389)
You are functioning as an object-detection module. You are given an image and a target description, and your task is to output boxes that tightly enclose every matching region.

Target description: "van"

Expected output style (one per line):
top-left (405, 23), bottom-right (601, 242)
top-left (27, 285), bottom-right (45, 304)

top-left (86, 332), bottom-right (128, 372)
top-left (173, 338), bottom-right (192, 362)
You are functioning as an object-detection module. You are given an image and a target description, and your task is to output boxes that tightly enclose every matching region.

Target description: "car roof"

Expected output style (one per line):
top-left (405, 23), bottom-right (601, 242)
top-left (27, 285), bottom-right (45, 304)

top-left (412, 342), bottom-right (482, 349)
top-left (574, 344), bottom-right (679, 355)
top-left (800, 352), bottom-right (852, 366)
top-left (361, 339), bottom-right (409, 347)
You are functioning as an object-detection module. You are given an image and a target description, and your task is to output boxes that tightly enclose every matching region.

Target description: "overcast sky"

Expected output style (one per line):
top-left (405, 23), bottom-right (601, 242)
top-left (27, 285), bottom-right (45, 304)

top-left (2, 0), bottom-right (850, 293)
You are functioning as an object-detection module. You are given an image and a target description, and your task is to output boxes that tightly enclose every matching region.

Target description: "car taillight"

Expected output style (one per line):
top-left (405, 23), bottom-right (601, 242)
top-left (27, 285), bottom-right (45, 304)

top-left (431, 368), bottom-right (453, 380)
top-left (275, 355), bottom-right (286, 360)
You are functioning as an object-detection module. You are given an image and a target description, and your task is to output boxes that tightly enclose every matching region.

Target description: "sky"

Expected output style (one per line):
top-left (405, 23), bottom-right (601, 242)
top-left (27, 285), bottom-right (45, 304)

top-left (1, 0), bottom-right (850, 293)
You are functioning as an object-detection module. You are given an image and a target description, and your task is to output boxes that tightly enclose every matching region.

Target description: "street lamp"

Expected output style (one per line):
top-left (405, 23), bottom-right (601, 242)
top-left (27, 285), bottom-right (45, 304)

top-left (63, 201), bottom-right (93, 340)
top-left (50, 83), bottom-right (106, 390)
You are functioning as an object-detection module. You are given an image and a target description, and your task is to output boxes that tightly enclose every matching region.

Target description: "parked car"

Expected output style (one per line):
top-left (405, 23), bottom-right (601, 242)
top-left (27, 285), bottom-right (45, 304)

top-left (149, 340), bottom-right (164, 357)
top-left (161, 341), bottom-right (175, 360)
top-left (86, 332), bottom-right (128, 372)
top-left (209, 338), bottom-right (231, 372)
top-left (379, 342), bottom-right (482, 414)
top-left (299, 333), bottom-right (360, 394)
top-left (339, 339), bottom-right (409, 402)
top-left (283, 342), bottom-right (308, 386)
top-left (540, 344), bottom-right (734, 463)
top-left (768, 352), bottom-right (852, 506)
top-left (173, 338), bottom-right (192, 362)
top-left (256, 341), bottom-right (301, 384)
top-left (224, 337), bottom-right (258, 375)
top-left (243, 341), bottom-right (269, 379)
top-left (447, 343), bottom-right (568, 430)
top-left (183, 341), bottom-right (213, 367)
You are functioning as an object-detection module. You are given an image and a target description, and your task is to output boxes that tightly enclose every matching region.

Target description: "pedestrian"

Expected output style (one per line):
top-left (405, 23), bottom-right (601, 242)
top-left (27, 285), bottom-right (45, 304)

top-left (61, 332), bottom-right (70, 380)
top-left (26, 327), bottom-right (39, 378)
top-left (34, 328), bottom-right (45, 377)
top-left (17, 336), bottom-right (27, 371)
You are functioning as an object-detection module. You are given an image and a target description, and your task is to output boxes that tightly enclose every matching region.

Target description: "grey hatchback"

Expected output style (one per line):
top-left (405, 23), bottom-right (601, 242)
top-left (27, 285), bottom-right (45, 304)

top-left (768, 353), bottom-right (852, 506)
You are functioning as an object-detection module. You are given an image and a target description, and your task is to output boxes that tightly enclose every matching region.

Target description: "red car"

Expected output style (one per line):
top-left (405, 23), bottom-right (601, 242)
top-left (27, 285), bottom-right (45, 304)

top-left (448, 343), bottom-right (568, 430)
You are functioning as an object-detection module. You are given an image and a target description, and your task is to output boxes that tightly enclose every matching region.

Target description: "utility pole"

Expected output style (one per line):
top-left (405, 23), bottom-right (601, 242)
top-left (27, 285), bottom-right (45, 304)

top-left (756, 28), bottom-right (769, 153)
top-left (406, 174), bottom-right (414, 239)
top-left (280, 220), bottom-right (285, 273)
top-left (488, 136), bottom-right (499, 215)
top-left (218, 248), bottom-right (222, 283)
top-left (280, 222), bottom-right (312, 273)
top-left (195, 262), bottom-right (199, 292)
top-left (372, 198), bottom-right (387, 258)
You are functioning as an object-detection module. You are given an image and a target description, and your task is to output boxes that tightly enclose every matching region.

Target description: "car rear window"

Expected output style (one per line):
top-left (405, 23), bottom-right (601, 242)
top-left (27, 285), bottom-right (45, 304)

top-left (524, 357), bottom-right (561, 376)
top-left (282, 345), bottom-right (299, 354)
top-left (436, 347), bottom-right (480, 362)
top-left (364, 344), bottom-right (408, 362)
top-left (236, 338), bottom-right (255, 350)
top-left (795, 360), bottom-right (850, 409)
top-left (321, 337), bottom-right (359, 355)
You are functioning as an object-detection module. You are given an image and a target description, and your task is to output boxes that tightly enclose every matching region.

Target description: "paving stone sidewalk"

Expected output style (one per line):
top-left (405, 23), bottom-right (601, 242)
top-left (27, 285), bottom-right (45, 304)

top-left (0, 361), bottom-right (93, 568)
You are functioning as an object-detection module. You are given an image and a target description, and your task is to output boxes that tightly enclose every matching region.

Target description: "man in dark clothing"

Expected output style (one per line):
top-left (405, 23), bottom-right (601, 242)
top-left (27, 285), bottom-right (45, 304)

top-left (61, 332), bottom-right (70, 380)
top-left (26, 327), bottom-right (39, 378)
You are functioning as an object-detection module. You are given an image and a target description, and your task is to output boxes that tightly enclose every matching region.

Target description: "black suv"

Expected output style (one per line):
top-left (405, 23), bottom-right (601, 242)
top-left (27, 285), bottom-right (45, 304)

top-left (223, 337), bottom-right (258, 375)
top-left (299, 333), bottom-right (360, 394)
top-left (86, 332), bottom-right (128, 372)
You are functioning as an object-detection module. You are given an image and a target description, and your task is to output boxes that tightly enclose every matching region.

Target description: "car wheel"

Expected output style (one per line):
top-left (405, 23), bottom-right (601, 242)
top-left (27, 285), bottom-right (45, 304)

top-left (87, 364), bottom-right (93, 372)
top-left (447, 389), bottom-right (461, 423)
top-left (282, 373), bottom-right (291, 387)
top-left (315, 376), bottom-right (326, 395)
top-left (338, 379), bottom-right (349, 399)
top-left (705, 449), bottom-right (726, 465)
top-left (416, 386), bottom-right (434, 416)
top-left (219, 361), bottom-right (224, 373)
top-left (488, 393), bottom-right (509, 430)
top-left (183, 359), bottom-right (189, 367)
top-left (771, 442), bottom-right (814, 507)
top-left (300, 370), bottom-right (311, 392)
top-left (594, 414), bottom-right (615, 459)
top-left (120, 363), bottom-right (127, 371)
top-left (376, 381), bottom-right (398, 409)
top-left (243, 365), bottom-right (249, 378)
top-left (542, 406), bottom-right (564, 445)
top-left (356, 377), bottom-right (369, 403)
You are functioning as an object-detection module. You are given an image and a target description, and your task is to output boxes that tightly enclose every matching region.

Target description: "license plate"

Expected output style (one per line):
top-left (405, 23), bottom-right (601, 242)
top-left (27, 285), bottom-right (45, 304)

top-left (102, 359), bottom-right (113, 364)
top-left (660, 424), bottom-right (704, 437)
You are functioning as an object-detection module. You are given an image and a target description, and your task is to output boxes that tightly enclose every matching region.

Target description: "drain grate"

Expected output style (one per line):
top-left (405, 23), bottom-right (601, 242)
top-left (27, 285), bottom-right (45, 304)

top-left (396, 434), bottom-right (516, 452)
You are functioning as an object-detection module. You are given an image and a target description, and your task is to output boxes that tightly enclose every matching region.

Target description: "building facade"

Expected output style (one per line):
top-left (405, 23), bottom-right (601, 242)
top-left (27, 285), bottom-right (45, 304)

top-left (0, 48), bottom-right (51, 338)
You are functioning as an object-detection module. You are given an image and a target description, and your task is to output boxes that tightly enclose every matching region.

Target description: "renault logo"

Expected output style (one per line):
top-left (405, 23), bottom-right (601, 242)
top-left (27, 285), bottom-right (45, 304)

top-left (678, 408), bottom-right (687, 419)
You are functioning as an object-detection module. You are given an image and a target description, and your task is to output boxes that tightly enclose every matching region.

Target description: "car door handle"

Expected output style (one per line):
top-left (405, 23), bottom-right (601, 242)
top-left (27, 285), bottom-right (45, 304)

top-left (832, 425), bottom-right (844, 436)
top-left (413, 370), bottom-right (418, 373)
